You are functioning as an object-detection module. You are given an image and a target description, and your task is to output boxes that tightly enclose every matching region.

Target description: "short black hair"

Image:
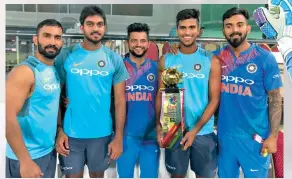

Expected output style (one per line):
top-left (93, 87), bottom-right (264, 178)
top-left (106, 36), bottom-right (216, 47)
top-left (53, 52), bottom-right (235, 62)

top-left (36, 19), bottom-right (63, 34)
top-left (127, 23), bottom-right (150, 40)
top-left (176, 9), bottom-right (200, 27)
top-left (222, 7), bottom-right (249, 22)
top-left (79, 5), bottom-right (106, 25)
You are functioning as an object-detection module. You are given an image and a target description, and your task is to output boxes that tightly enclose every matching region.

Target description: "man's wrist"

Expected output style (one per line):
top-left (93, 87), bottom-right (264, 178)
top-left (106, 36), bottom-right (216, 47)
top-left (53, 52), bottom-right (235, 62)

top-left (57, 125), bottom-right (63, 133)
top-left (269, 131), bottom-right (279, 139)
top-left (156, 121), bottom-right (162, 128)
top-left (19, 155), bottom-right (32, 165)
top-left (190, 127), bottom-right (198, 136)
top-left (114, 131), bottom-right (123, 141)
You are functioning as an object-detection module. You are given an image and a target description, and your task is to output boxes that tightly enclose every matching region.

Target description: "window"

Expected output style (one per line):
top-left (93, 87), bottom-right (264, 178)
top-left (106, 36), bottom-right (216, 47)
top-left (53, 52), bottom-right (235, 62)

top-left (69, 4), bottom-right (111, 14)
top-left (112, 4), bottom-right (153, 16)
top-left (37, 4), bottom-right (68, 13)
top-left (6, 4), bottom-right (23, 11)
top-left (24, 4), bottom-right (36, 12)
top-left (201, 4), bottom-right (238, 22)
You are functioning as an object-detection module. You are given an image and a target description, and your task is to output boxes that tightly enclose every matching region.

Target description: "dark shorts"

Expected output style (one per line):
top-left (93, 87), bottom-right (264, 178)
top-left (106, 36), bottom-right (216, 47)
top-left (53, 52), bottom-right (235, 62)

top-left (165, 132), bottom-right (217, 177)
top-left (58, 135), bottom-right (112, 175)
top-left (6, 150), bottom-right (56, 178)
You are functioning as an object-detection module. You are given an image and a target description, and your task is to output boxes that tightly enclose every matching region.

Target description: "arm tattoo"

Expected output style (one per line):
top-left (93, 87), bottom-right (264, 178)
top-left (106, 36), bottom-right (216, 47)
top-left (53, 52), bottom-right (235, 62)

top-left (268, 89), bottom-right (283, 137)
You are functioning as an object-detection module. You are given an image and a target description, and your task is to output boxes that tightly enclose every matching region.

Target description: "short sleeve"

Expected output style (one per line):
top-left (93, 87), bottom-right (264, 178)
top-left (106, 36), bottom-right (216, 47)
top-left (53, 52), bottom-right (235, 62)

top-left (112, 52), bottom-right (129, 85)
top-left (263, 52), bottom-right (283, 92)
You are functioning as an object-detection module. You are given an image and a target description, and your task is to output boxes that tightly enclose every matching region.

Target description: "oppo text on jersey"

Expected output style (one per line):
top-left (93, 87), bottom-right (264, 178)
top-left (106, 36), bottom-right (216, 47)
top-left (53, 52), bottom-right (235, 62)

top-left (125, 85), bottom-right (154, 92)
top-left (43, 84), bottom-right (60, 91)
top-left (182, 72), bottom-right (205, 79)
top-left (221, 75), bottom-right (253, 97)
top-left (71, 68), bottom-right (109, 76)
top-left (222, 75), bottom-right (254, 85)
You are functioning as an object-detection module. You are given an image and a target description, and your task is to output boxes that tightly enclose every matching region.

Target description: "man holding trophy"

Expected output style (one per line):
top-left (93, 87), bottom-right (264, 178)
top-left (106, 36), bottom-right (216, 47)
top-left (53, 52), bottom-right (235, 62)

top-left (156, 9), bottom-right (221, 178)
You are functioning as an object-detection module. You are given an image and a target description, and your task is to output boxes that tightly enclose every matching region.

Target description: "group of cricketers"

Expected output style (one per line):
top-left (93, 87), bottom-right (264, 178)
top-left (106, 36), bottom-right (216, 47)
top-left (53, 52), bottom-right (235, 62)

top-left (6, 3), bottom-right (285, 179)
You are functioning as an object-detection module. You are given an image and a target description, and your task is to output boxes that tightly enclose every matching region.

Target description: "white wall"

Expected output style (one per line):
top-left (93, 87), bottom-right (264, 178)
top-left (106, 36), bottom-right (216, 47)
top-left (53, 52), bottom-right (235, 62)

top-left (6, 4), bottom-right (201, 35)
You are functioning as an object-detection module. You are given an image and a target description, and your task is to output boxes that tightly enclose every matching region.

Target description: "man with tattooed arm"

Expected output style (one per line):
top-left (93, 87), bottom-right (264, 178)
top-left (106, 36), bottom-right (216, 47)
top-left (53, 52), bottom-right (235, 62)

top-left (213, 7), bottom-right (283, 178)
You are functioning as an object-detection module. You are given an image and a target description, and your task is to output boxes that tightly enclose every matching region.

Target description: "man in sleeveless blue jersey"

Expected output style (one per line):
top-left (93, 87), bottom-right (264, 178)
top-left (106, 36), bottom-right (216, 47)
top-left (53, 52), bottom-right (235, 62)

top-left (54, 5), bottom-right (129, 178)
top-left (156, 9), bottom-right (222, 178)
top-left (213, 8), bottom-right (283, 178)
top-left (6, 19), bottom-right (63, 178)
top-left (116, 23), bottom-right (159, 178)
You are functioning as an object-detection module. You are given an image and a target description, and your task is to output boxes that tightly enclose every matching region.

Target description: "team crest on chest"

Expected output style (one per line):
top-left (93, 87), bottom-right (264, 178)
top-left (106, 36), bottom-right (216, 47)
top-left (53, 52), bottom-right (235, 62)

top-left (147, 73), bottom-right (155, 82)
top-left (246, 63), bottom-right (257, 73)
top-left (97, 60), bottom-right (106, 68)
top-left (42, 69), bottom-right (53, 83)
top-left (194, 64), bottom-right (202, 71)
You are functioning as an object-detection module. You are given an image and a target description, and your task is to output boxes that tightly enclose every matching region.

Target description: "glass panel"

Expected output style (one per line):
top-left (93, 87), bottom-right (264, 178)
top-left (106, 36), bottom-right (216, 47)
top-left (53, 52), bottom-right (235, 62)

top-left (112, 4), bottom-right (153, 16)
top-left (37, 4), bottom-right (67, 13)
top-left (69, 4), bottom-right (111, 14)
top-left (24, 4), bottom-right (36, 12)
top-left (6, 4), bottom-right (23, 11)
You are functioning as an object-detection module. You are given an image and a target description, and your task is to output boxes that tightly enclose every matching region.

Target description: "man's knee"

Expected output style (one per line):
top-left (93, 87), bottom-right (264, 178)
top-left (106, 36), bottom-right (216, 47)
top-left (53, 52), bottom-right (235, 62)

top-left (89, 171), bottom-right (104, 178)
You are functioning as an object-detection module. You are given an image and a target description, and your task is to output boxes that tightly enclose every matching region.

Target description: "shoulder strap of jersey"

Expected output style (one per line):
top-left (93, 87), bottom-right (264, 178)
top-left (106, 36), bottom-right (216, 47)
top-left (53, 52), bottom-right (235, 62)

top-left (20, 56), bottom-right (41, 76)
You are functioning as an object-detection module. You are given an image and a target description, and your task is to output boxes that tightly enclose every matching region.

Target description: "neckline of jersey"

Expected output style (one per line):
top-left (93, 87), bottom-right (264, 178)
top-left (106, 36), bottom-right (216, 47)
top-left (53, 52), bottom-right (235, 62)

top-left (77, 43), bottom-right (104, 53)
top-left (125, 57), bottom-right (149, 69)
top-left (177, 46), bottom-right (200, 56)
top-left (227, 43), bottom-right (256, 57)
top-left (28, 56), bottom-right (54, 68)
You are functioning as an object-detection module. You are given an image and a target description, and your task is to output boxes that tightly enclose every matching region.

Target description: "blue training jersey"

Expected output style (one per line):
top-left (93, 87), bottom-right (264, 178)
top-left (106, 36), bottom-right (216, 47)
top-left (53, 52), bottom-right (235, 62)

top-left (124, 58), bottom-right (158, 140)
top-left (164, 47), bottom-right (214, 135)
top-left (54, 44), bottom-right (129, 138)
top-left (213, 43), bottom-right (283, 139)
top-left (6, 56), bottom-right (61, 160)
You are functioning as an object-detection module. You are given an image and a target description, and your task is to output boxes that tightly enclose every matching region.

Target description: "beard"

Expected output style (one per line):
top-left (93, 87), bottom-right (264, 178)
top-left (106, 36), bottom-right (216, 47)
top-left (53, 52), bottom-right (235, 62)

top-left (179, 37), bottom-right (196, 48)
top-left (225, 32), bottom-right (247, 48)
top-left (84, 31), bottom-right (103, 45)
top-left (129, 47), bottom-right (148, 58)
top-left (38, 43), bottom-right (61, 60)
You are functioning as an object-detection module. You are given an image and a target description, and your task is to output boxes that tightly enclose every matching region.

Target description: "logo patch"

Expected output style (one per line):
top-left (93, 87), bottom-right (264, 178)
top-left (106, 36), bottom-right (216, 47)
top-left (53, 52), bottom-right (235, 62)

top-left (247, 63), bottom-right (257, 73)
top-left (97, 60), bottom-right (106, 68)
top-left (194, 64), bottom-right (201, 71)
top-left (147, 73), bottom-right (155, 82)
top-left (73, 62), bottom-right (84, 67)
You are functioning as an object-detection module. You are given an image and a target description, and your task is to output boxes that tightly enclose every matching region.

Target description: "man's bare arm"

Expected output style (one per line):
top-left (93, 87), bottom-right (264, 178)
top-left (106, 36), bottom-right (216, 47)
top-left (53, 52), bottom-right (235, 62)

top-left (113, 81), bottom-right (127, 139)
top-left (191, 55), bottom-right (221, 134)
top-left (268, 89), bottom-right (282, 137)
top-left (57, 84), bottom-right (65, 133)
top-left (6, 66), bottom-right (34, 163)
